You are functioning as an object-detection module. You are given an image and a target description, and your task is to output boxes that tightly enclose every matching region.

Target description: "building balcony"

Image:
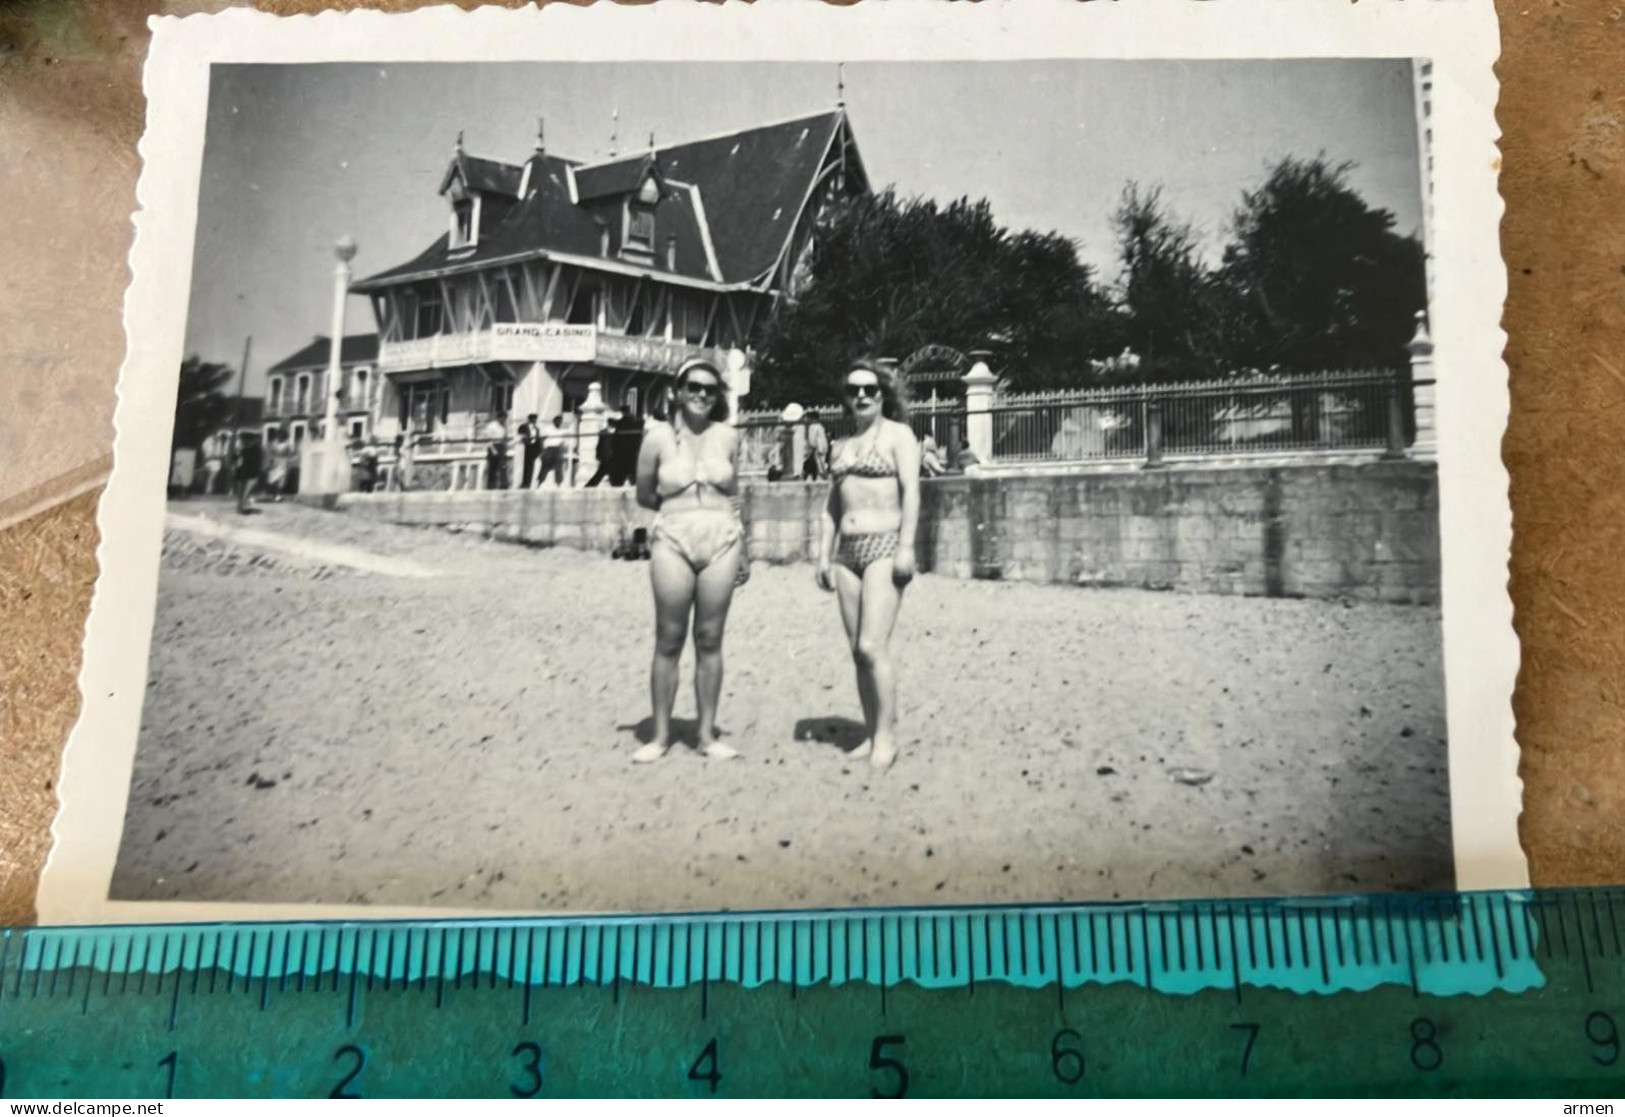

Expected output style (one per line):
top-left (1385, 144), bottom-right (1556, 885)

top-left (377, 324), bottom-right (723, 376)
top-left (265, 397), bottom-right (374, 419)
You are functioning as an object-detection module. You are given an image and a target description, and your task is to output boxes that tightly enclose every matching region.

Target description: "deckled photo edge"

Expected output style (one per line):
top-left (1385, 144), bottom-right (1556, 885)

top-left (38, 0), bottom-right (1523, 928)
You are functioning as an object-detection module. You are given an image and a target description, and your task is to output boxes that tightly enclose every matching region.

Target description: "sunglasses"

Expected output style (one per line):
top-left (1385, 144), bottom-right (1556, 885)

top-left (682, 381), bottom-right (720, 397)
top-left (844, 382), bottom-right (882, 399)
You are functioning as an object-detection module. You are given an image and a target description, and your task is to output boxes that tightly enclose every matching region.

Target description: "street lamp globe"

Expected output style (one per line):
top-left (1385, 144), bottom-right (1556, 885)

top-left (334, 235), bottom-right (358, 263)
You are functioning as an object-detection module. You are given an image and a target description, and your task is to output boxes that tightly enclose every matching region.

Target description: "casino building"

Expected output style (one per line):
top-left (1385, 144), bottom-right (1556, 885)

top-left (351, 105), bottom-right (870, 487)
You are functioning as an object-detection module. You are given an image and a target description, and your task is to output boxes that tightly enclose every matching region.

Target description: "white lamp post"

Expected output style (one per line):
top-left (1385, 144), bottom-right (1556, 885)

top-left (318, 235), bottom-right (358, 495)
top-left (724, 347), bottom-right (750, 423)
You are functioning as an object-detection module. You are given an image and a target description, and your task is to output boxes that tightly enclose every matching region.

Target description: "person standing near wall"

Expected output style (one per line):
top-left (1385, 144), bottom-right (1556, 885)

top-left (484, 412), bottom-right (511, 490)
top-left (540, 416), bottom-right (566, 488)
top-left (265, 430), bottom-right (292, 501)
top-left (920, 431), bottom-right (948, 477)
top-left (356, 441), bottom-right (379, 493)
top-left (815, 359), bottom-right (922, 771)
top-left (234, 433), bottom-right (263, 514)
top-left (803, 411), bottom-right (830, 480)
top-left (518, 413), bottom-right (544, 489)
top-left (202, 442), bottom-right (224, 495)
top-left (390, 430), bottom-right (415, 492)
top-left (611, 409), bottom-right (644, 487)
top-left (584, 410), bottom-right (615, 488)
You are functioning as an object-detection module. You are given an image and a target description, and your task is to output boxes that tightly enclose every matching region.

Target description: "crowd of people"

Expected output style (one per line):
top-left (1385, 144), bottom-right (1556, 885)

top-left (178, 384), bottom-right (958, 518)
top-left (169, 428), bottom-right (303, 512)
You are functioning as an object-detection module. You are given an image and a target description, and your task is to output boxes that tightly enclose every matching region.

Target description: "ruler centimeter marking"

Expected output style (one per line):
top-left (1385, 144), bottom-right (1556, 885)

top-left (0, 889), bottom-right (1618, 1098)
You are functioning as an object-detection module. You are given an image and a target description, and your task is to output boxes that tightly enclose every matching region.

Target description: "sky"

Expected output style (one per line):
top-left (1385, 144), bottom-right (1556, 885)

top-left (184, 59), bottom-right (1423, 396)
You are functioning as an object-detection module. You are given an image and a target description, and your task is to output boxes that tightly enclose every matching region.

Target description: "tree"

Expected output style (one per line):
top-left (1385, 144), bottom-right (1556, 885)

top-left (754, 189), bottom-right (1121, 406)
top-left (998, 230), bottom-right (1131, 391)
top-left (173, 356), bottom-right (236, 451)
top-left (1220, 154), bottom-right (1427, 373)
top-left (1108, 183), bottom-right (1230, 381)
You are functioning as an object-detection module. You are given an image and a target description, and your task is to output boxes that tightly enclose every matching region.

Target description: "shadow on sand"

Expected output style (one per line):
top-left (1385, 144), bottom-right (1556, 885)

top-left (793, 716), bottom-right (869, 755)
top-left (616, 716), bottom-right (736, 751)
top-left (613, 715), bottom-right (869, 755)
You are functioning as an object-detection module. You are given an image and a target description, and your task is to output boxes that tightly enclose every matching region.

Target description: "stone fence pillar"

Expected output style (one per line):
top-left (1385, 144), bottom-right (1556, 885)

top-left (1144, 401), bottom-right (1165, 469)
top-left (963, 351), bottom-right (998, 466)
top-left (578, 381), bottom-right (607, 483)
top-left (1408, 310), bottom-right (1436, 459)
top-left (790, 425), bottom-right (807, 479)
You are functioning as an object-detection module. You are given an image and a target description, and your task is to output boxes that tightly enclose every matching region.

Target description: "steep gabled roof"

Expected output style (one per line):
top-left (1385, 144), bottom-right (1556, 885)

top-left (485, 153), bottom-right (607, 260)
top-left (354, 110), bottom-right (857, 294)
top-left (575, 153), bottom-right (657, 202)
top-left (267, 334), bottom-right (380, 374)
top-left (356, 153), bottom-right (604, 289)
top-left (573, 111), bottom-right (844, 284)
top-left (440, 153), bottom-right (524, 198)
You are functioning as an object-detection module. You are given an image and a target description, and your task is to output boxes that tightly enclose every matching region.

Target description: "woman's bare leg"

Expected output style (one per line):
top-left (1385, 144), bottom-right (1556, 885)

top-left (691, 539), bottom-right (742, 758)
top-left (832, 561), bottom-right (878, 754)
top-left (855, 559), bottom-right (905, 770)
top-left (637, 541), bottom-right (695, 763)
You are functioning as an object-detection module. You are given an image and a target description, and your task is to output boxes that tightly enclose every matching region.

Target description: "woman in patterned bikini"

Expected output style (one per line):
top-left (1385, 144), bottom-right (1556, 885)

top-left (633, 358), bottom-right (745, 764)
top-left (815, 360), bottom-right (923, 770)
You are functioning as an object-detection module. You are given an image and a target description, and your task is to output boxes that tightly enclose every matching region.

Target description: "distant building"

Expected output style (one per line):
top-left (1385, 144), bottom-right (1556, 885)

top-left (261, 334), bottom-right (380, 450)
top-left (350, 107), bottom-right (870, 489)
top-left (200, 395), bottom-right (266, 460)
top-left (1412, 58), bottom-right (1435, 310)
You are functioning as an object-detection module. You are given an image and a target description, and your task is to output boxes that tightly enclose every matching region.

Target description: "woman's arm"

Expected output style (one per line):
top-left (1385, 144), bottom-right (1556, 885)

top-left (892, 423), bottom-right (923, 580)
top-left (723, 427), bottom-right (742, 496)
top-left (815, 439), bottom-right (842, 589)
top-left (635, 426), bottom-right (666, 512)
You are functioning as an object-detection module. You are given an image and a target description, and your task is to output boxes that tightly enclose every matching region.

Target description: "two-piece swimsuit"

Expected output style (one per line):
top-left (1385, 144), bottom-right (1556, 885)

top-left (831, 431), bottom-right (901, 576)
top-left (651, 429), bottom-right (743, 572)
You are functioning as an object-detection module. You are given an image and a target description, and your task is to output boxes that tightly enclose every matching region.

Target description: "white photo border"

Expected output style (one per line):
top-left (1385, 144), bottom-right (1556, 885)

top-left (37, 0), bottom-right (1523, 925)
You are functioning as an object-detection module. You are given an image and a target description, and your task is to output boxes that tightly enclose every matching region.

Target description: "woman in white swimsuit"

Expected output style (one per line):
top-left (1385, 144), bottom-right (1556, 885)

top-left (816, 360), bottom-right (922, 770)
top-left (633, 358), bottom-right (745, 764)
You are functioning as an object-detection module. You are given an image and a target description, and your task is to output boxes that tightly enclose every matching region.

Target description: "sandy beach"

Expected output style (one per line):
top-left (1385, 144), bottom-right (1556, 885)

top-left (109, 499), bottom-right (1453, 912)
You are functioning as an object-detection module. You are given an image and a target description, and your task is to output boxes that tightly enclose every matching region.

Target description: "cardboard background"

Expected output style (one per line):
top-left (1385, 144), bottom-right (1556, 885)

top-left (0, 0), bottom-right (1618, 926)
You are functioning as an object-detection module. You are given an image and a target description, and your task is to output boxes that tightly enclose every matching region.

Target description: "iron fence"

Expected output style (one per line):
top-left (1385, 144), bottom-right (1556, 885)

top-left (353, 369), bottom-right (1409, 492)
top-left (736, 402), bottom-right (968, 477)
top-left (987, 370), bottom-right (1410, 465)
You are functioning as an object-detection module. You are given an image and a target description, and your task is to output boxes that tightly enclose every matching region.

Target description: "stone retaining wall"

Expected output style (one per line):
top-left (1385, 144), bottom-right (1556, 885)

top-left (337, 461), bottom-right (1440, 603)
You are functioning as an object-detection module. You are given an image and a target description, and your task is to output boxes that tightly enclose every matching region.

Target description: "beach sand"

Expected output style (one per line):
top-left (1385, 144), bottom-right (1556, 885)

top-left (109, 499), bottom-right (1453, 912)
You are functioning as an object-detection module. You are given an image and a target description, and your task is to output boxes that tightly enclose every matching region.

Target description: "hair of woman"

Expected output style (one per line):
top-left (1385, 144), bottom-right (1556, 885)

top-left (673, 357), bottom-right (732, 423)
top-left (845, 356), bottom-right (910, 422)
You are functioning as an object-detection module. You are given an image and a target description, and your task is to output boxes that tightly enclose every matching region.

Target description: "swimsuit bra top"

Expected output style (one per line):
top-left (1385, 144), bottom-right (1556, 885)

top-left (657, 425), bottom-right (733, 500)
top-left (831, 430), bottom-right (897, 481)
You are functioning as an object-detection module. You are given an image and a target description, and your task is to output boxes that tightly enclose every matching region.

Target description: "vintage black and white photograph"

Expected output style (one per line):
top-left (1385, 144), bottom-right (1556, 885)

top-left (39, 3), bottom-right (1523, 923)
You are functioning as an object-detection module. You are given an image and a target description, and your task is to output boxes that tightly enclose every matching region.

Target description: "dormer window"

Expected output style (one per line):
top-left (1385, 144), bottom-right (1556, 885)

top-left (447, 176), bottom-right (481, 250)
top-left (627, 208), bottom-right (655, 252)
top-left (623, 175), bottom-right (659, 257)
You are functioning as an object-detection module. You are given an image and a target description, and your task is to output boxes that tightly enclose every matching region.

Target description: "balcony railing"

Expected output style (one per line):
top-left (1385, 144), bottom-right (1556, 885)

top-left (264, 395), bottom-right (374, 419)
top-left (377, 325), bottom-right (721, 375)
